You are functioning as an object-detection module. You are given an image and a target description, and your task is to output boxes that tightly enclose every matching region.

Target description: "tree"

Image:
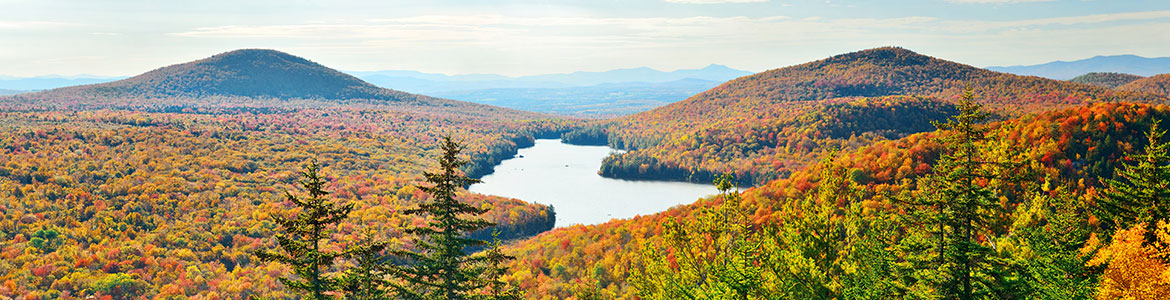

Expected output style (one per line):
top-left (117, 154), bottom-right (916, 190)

top-left (902, 88), bottom-right (1021, 299)
top-left (1087, 220), bottom-right (1170, 299)
top-left (1097, 119), bottom-right (1170, 236)
top-left (480, 231), bottom-right (522, 300)
top-left (338, 231), bottom-right (392, 300)
top-left (630, 174), bottom-right (769, 299)
top-left (390, 136), bottom-right (497, 300)
top-left (1007, 180), bottom-right (1098, 299)
top-left (255, 161), bottom-right (354, 300)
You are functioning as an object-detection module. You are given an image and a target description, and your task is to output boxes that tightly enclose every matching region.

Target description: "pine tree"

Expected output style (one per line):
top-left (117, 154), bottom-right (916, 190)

top-left (1097, 119), bottom-right (1170, 236)
top-left (390, 136), bottom-right (496, 300)
top-left (903, 87), bottom-right (1019, 299)
top-left (338, 231), bottom-right (392, 300)
top-left (480, 231), bottom-right (521, 300)
top-left (255, 161), bottom-right (354, 300)
top-left (630, 174), bottom-right (773, 299)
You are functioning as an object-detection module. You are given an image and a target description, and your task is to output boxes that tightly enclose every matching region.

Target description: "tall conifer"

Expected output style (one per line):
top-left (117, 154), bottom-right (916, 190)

top-left (255, 161), bottom-right (354, 300)
top-left (905, 87), bottom-right (1019, 299)
top-left (390, 136), bottom-right (496, 300)
top-left (1097, 119), bottom-right (1170, 235)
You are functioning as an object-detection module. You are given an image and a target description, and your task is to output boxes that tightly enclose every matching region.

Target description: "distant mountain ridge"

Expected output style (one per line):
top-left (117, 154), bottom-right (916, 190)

top-left (2, 60), bottom-right (751, 117)
top-left (580, 46), bottom-right (1166, 185)
top-left (349, 64), bottom-right (752, 94)
top-left (0, 75), bottom-right (124, 91)
top-left (1118, 74), bottom-right (1170, 97)
top-left (1068, 72), bottom-right (1145, 88)
top-left (349, 64), bottom-right (752, 117)
top-left (987, 54), bottom-right (1170, 80)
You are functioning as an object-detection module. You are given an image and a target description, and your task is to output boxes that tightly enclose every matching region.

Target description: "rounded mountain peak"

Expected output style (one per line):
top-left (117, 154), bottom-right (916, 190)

top-left (88, 49), bottom-right (401, 100)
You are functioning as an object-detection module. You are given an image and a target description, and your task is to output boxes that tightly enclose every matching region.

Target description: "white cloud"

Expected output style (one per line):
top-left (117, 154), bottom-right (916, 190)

top-left (0, 20), bottom-right (76, 30)
top-left (946, 0), bottom-right (1053, 3)
top-left (664, 0), bottom-right (767, 3)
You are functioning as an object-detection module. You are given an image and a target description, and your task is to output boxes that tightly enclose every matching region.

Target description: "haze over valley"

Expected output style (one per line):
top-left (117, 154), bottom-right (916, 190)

top-left (3, 1), bottom-right (1170, 299)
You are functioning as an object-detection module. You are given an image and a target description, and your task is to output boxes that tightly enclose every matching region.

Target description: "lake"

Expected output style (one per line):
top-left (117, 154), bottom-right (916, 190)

top-left (469, 139), bottom-right (716, 227)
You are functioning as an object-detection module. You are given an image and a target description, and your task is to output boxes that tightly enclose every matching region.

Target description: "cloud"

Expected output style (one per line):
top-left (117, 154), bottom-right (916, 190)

top-left (155, 11), bottom-right (1170, 75)
top-left (0, 20), bottom-right (76, 30)
top-left (946, 0), bottom-right (1053, 3)
top-left (934, 10), bottom-right (1170, 32)
top-left (664, 0), bottom-right (767, 3)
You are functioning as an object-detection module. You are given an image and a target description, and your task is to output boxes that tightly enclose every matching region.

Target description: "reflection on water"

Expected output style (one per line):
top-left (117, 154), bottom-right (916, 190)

top-left (469, 139), bottom-right (715, 227)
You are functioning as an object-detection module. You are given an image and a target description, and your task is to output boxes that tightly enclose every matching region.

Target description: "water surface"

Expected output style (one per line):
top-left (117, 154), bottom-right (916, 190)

top-left (469, 139), bottom-right (715, 227)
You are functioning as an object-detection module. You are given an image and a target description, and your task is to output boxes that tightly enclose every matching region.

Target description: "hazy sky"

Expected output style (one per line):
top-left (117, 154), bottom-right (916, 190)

top-left (1, 0), bottom-right (1168, 77)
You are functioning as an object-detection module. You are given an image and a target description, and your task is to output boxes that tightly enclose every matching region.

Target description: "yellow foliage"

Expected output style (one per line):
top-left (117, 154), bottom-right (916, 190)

top-left (1088, 221), bottom-right (1170, 300)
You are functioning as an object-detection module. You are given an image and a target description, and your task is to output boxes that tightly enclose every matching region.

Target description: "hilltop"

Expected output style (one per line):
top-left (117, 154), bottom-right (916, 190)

top-left (575, 47), bottom-right (1165, 185)
top-left (10, 49), bottom-right (429, 104)
top-left (0, 49), bottom-right (574, 298)
top-left (1118, 74), bottom-right (1170, 97)
top-left (987, 54), bottom-right (1170, 79)
top-left (1069, 72), bottom-right (1145, 88)
top-left (511, 101), bottom-right (1170, 299)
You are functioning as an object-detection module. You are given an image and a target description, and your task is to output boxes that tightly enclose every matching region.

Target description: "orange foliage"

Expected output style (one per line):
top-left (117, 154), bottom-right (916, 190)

top-left (1087, 221), bottom-right (1170, 300)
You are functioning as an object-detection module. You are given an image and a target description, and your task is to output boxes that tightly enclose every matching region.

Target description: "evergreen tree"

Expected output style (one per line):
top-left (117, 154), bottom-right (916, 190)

top-left (1009, 180), bottom-right (1098, 299)
top-left (390, 136), bottom-right (496, 300)
top-left (630, 174), bottom-right (769, 299)
top-left (902, 88), bottom-right (1020, 299)
top-left (480, 231), bottom-right (521, 300)
top-left (1097, 119), bottom-right (1170, 235)
top-left (339, 231), bottom-right (392, 300)
top-left (255, 161), bottom-right (354, 300)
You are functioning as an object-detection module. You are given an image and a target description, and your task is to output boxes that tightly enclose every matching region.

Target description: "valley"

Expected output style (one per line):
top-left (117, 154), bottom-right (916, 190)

top-left (3, 44), bottom-right (1170, 300)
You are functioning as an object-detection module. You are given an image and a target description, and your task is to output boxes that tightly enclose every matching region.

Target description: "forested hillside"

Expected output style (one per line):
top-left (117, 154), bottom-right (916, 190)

top-left (1069, 72), bottom-right (1145, 88)
top-left (508, 101), bottom-right (1170, 299)
top-left (1118, 73), bottom-right (1170, 97)
top-left (572, 47), bottom-right (1167, 185)
top-left (0, 50), bottom-right (570, 299)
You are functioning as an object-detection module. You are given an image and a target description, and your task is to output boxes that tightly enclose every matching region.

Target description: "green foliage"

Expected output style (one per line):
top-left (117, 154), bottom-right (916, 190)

top-left (338, 232), bottom-right (393, 300)
top-left (481, 231), bottom-right (522, 300)
top-left (390, 136), bottom-right (497, 300)
top-left (91, 273), bottom-right (148, 300)
top-left (29, 227), bottom-right (61, 252)
top-left (254, 161), bottom-right (354, 300)
top-left (630, 174), bottom-right (768, 299)
top-left (899, 88), bottom-right (1028, 299)
top-left (1007, 181), bottom-right (1099, 298)
top-left (1069, 72), bottom-right (1144, 89)
top-left (1097, 119), bottom-right (1170, 235)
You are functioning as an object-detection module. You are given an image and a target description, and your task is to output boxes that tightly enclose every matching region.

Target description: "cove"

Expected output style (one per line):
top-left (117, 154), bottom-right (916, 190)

top-left (469, 139), bottom-right (716, 227)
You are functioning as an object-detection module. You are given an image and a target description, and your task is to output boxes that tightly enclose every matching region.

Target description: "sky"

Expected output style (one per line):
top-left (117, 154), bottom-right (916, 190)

top-left (1, 0), bottom-right (1168, 77)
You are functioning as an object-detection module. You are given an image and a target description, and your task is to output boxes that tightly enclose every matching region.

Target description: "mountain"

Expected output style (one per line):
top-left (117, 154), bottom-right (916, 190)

top-left (573, 47), bottom-right (1165, 185)
top-left (30, 49), bottom-right (427, 102)
top-left (429, 78), bottom-right (725, 118)
top-left (0, 49), bottom-right (571, 298)
top-left (508, 101), bottom-right (1170, 299)
top-left (1118, 74), bottom-right (1170, 97)
top-left (349, 64), bottom-right (753, 117)
top-left (350, 64), bottom-right (752, 94)
top-left (987, 54), bottom-right (1170, 80)
top-left (0, 88), bottom-right (26, 96)
top-left (0, 75), bottom-right (123, 90)
top-left (1068, 72), bottom-right (1145, 88)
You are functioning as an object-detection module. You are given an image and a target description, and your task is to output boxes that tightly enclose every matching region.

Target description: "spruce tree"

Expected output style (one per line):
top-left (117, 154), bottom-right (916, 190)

top-left (480, 231), bottom-right (521, 300)
top-left (255, 161), bottom-right (354, 300)
top-left (1097, 119), bottom-right (1170, 235)
top-left (390, 136), bottom-right (496, 300)
top-left (905, 88), bottom-right (1018, 299)
top-left (339, 231), bottom-right (392, 300)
